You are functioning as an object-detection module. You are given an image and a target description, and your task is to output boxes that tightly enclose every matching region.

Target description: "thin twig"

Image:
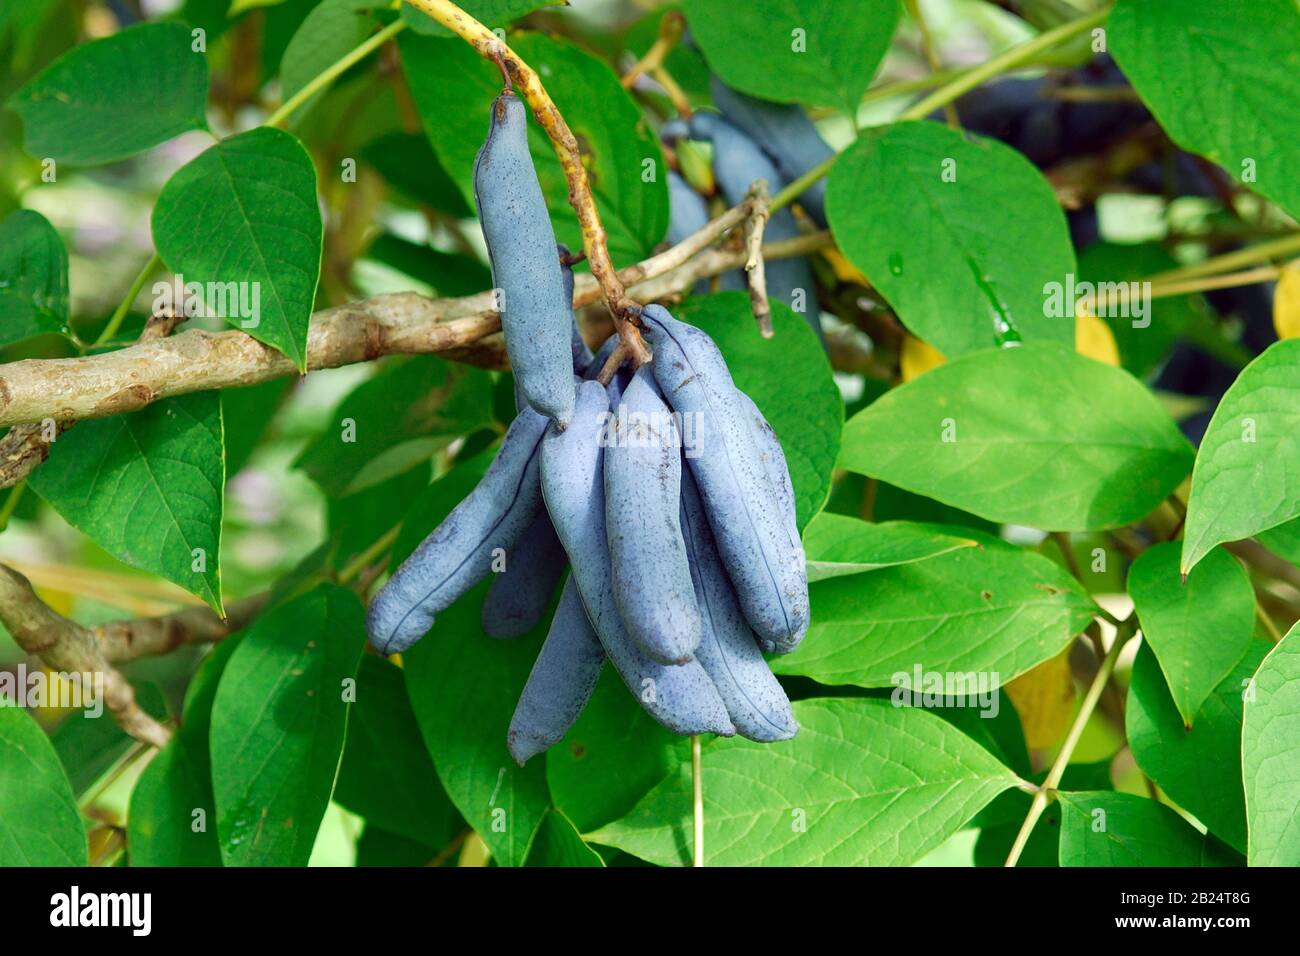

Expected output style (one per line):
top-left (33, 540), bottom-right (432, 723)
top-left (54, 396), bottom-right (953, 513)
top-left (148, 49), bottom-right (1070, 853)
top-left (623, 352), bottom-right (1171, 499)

top-left (266, 19), bottom-right (407, 128)
top-left (905, 0), bottom-right (958, 128)
top-left (0, 563), bottom-right (172, 748)
top-left (1005, 615), bottom-right (1137, 867)
top-left (403, 0), bottom-right (647, 360)
top-left (621, 11), bottom-right (684, 90)
top-left (743, 180), bottom-right (773, 336)
top-left (768, 6), bottom-right (1113, 215)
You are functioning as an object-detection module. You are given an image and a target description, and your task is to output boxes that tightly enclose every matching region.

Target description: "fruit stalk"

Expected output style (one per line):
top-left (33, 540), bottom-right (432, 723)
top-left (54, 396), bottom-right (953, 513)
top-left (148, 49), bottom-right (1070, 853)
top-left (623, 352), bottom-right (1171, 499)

top-left (402, 0), bottom-right (649, 362)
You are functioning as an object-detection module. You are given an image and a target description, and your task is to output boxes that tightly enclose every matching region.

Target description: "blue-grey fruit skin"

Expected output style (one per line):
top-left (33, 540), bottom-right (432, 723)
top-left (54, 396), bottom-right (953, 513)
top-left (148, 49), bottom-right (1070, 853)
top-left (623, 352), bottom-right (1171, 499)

top-left (736, 390), bottom-right (799, 542)
top-left (366, 406), bottom-right (549, 655)
top-left (680, 467), bottom-right (797, 741)
top-left (507, 576), bottom-right (606, 764)
top-left (641, 305), bottom-right (809, 653)
top-left (710, 78), bottom-right (833, 228)
top-left (729, 390), bottom-right (803, 655)
top-left (687, 112), bottom-right (821, 339)
top-left (604, 366), bottom-right (702, 665)
top-left (474, 93), bottom-right (576, 426)
top-left (481, 506), bottom-right (567, 639)
top-left (667, 170), bottom-right (709, 246)
top-left (585, 333), bottom-right (618, 382)
top-left (540, 380), bottom-right (734, 737)
top-left (662, 151), bottom-right (746, 295)
top-left (558, 243), bottom-right (594, 374)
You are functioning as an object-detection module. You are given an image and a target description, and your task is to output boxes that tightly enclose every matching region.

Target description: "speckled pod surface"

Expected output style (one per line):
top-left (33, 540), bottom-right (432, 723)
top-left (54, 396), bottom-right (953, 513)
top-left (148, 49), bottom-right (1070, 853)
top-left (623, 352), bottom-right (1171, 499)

top-left (366, 406), bottom-right (549, 655)
top-left (540, 380), bottom-right (734, 737)
top-left (604, 366), bottom-right (702, 664)
top-left (641, 305), bottom-right (809, 652)
top-left (474, 93), bottom-right (576, 426)
top-left (680, 466), bottom-right (797, 741)
top-left (507, 575), bottom-right (606, 764)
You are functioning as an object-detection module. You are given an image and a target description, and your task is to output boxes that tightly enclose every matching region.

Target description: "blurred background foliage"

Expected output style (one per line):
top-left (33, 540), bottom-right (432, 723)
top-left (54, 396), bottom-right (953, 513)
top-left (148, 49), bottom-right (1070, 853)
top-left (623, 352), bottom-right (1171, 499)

top-left (0, 0), bottom-right (1289, 866)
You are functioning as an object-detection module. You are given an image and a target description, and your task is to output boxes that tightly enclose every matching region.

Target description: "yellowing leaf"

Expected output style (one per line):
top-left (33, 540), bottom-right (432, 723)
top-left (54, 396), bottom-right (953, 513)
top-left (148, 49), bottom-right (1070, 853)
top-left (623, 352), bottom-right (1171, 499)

top-left (1003, 646), bottom-right (1076, 750)
top-left (1273, 264), bottom-right (1300, 340)
top-left (1075, 310), bottom-right (1120, 366)
top-left (900, 334), bottom-right (946, 381)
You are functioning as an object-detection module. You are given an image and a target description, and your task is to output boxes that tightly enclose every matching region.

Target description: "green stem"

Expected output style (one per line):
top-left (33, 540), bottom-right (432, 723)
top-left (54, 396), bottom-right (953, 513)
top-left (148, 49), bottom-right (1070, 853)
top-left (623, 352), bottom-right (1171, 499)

top-left (0, 482), bottom-right (26, 532)
top-left (1154, 232), bottom-right (1300, 284)
top-left (899, 6), bottom-right (1110, 122)
top-left (1004, 615), bottom-right (1137, 867)
top-left (266, 19), bottom-right (407, 129)
top-left (769, 5), bottom-right (1112, 215)
top-left (691, 734), bottom-right (704, 867)
top-left (95, 252), bottom-right (160, 347)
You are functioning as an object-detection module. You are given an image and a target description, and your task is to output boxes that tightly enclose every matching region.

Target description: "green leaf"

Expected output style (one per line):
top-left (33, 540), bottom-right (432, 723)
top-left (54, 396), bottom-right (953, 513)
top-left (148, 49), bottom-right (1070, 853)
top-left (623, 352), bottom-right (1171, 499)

top-left (221, 378), bottom-right (292, 477)
top-left (0, 209), bottom-right (68, 345)
top-left (392, 449), bottom-right (493, 565)
top-left (0, 707), bottom-right (86, 866)
top-left (328, 465), bottom-right (430, 566)
top-left (1077, 241), bottom-right (1200, 378)
top-left (1110, 0), bottom-right (1300, 220)
top-left (7, 21), bottom-right (208, 165)
top-left (1058, 791), bottom-right (1229, 867)
top-left (771, 528), bottom-right (1096, 688)
top-left (210, 584), bottom-right (367, 866)
top-left (53, 682), bottom-right (167, 797)
top-left (840, 344), bottom-right (1195, 531)
top-left (1127, 542), bottom-right (1255, 727)
top-left (152, 126), bottom-right (323, 370)
top-left (295, 356), bottom-right (494, 497)
top-left (1257, 517), bottom-right (1300, 566)
top-left (547, 669), bottom-right (687, 834)
top-left (674, 293), bottom-right (842, 528)
top-left (401, 0), bottom-right (565, 36)
top-left (1181, 340), bottom-right (1300, 574)
top-left (974, 760), bottom-right (1113, 866)
top-left (361, 233), bottom-right (491, 298)
top-left (333, 656), bottom-right (462, 847)
top-left (802, 513), bottom-right (979, 582)
top-left (828, 122), bottom-right (1076, 357)
top-left (399, 31), bottom-right (668, 263)
top-left (355, 825), bottom-right (439, 866)
top-left (591, 698), bottom-right (1018, 866)
top-left (360, 132), bottom-right (472, 218)
top-left (1126, 640), bottom-right (1269, 855)
top-left (1242, 622), bottom-right (1300, 866)
top-left (128, 636), bottom-right (242, 867)
top-left (280, 0), bottom-right (374, 104)
top-left (525, 809), bottom-right (604, 867)
top-left (29, 392), bottom-right (225, 613)
top-left (403, 584), bottom-right (550, 867)
top-left (683, 0), bottom-right (898, 113)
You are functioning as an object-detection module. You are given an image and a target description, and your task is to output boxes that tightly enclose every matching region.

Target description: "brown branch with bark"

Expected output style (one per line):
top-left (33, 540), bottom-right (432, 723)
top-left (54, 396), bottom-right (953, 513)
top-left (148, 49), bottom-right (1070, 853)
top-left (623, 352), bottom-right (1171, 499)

top-left (0, 563), bottom-right (265, 746)
top-left (0, 198), bottom-right (818, 492)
